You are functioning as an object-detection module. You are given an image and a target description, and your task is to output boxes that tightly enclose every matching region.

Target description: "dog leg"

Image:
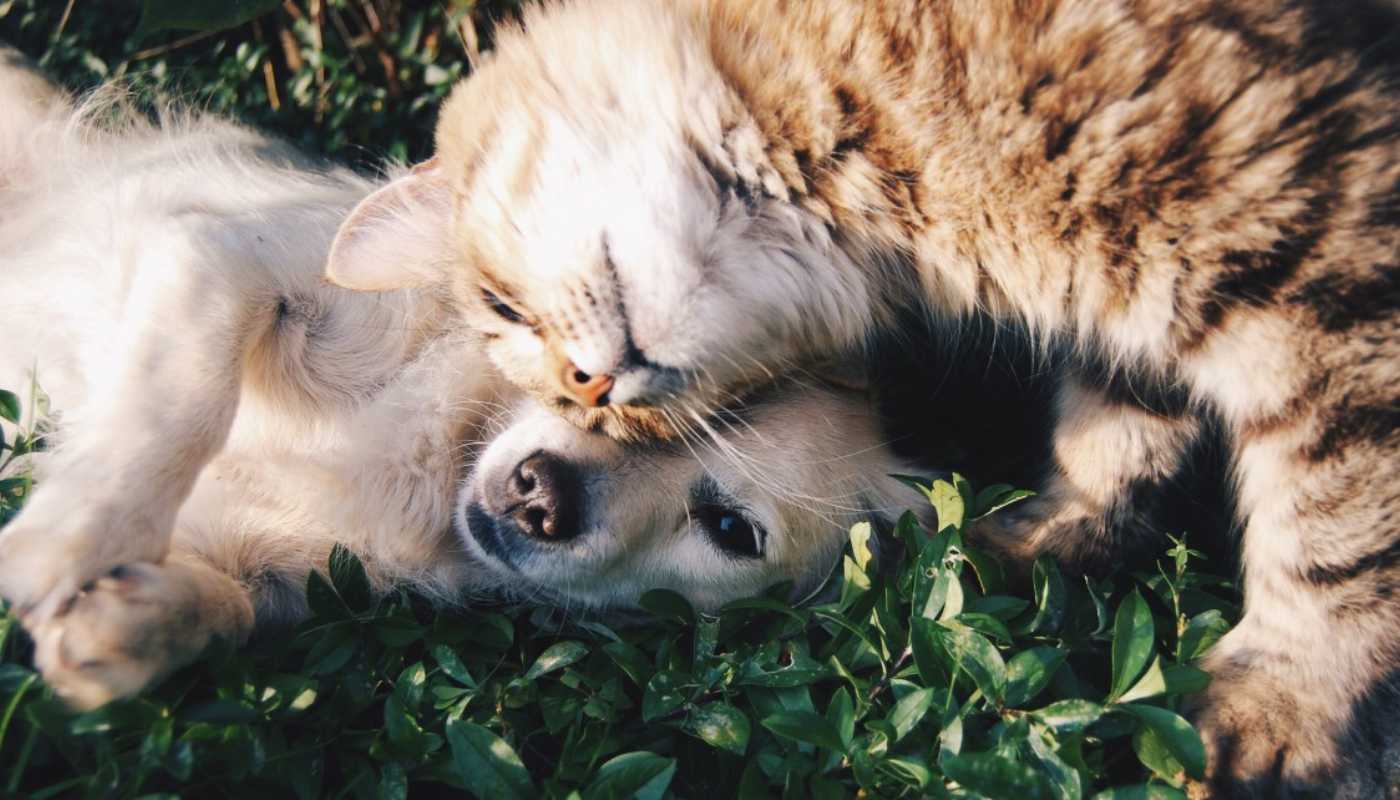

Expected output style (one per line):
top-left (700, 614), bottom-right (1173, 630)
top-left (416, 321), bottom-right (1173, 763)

top-left (0, 222), bottom-right (270, 622)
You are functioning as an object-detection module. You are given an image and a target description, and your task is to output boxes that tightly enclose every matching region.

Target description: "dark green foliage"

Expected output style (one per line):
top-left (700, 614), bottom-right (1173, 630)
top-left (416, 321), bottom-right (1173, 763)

top-left (0, 442), bottom-right (1240, 796)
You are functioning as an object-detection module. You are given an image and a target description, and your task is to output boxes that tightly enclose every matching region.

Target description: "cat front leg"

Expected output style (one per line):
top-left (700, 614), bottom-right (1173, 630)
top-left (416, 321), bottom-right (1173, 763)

top-left (1188, 401), bottom-right (1400, 796)
top-left (968, 370), bottom-right (1205, 571)
top-left (0, 223), bottom-right (268, 623)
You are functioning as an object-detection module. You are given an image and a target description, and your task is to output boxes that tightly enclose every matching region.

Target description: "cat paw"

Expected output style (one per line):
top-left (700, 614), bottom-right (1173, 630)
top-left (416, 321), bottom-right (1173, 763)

top-left (1186, 668), bottom-right (1353, 798)
top-left (28, 560), bottom-right (253, 710)
top-left (966, 496), bottom-right (1119, 573)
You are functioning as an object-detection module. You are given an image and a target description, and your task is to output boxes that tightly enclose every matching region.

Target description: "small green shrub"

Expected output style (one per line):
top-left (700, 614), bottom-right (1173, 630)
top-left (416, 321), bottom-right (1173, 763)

top-left (0, 418), bottom-right (1239, 797)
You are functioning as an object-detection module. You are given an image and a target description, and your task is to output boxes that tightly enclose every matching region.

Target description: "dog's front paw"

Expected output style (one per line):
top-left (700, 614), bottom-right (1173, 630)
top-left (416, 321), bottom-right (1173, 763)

top-left (28, 559), bottom-right (253, 710)
top-left (0, 493), bottom-right (172, 623)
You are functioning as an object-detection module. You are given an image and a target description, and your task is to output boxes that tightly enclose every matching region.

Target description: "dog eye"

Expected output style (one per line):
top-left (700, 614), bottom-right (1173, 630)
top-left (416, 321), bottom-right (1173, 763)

top-left (480, 288), bottom-right (525, 324)
top-left (694, 503), bottom-right (765, 559)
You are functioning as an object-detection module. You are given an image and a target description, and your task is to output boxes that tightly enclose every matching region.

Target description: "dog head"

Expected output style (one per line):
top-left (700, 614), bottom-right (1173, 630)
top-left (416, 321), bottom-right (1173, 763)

top-left (457, 382), bottom-right (928, 613)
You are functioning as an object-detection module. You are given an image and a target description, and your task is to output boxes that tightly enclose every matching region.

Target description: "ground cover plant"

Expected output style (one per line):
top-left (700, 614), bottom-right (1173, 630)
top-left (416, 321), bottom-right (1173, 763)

top-left (0, 2), bottom-right (1241, 796)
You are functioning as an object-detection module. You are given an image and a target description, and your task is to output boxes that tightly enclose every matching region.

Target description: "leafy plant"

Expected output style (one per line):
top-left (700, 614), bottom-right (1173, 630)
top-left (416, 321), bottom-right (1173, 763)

top-left (0, 430), bottom-right (1239, 797)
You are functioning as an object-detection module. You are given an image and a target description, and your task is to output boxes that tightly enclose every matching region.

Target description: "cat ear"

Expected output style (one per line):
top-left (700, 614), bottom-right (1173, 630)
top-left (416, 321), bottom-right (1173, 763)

top-left (325, 157), bottom-right (453, 291)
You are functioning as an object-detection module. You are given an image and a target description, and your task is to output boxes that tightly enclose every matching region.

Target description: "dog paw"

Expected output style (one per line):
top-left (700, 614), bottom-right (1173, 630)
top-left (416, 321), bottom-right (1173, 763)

top-left (28, 560), bottom-right (253, 710)
top-left (0, 496), bottom-right (171, 624)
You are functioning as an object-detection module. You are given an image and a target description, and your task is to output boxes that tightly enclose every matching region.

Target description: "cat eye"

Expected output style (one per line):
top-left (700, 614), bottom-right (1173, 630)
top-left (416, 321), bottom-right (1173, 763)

top-left (480, 287), bottom-right (526, 325)
top-left (694, 502), bottom-right (765, 559)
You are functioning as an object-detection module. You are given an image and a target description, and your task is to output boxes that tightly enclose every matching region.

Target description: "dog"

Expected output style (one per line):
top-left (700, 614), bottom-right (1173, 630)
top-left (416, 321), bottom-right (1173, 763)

top-left (0, 56), bottom-right (929, 709)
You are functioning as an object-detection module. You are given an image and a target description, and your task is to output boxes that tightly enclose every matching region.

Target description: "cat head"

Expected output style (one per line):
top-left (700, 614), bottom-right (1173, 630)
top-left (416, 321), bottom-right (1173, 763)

top-left (326, 0), bottom-right (878, 441)
top-left (456, 378), bottom-right (928, 612)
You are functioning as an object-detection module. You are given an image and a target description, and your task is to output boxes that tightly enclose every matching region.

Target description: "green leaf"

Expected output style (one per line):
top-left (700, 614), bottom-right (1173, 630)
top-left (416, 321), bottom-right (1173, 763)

top-left (912, 532), bottom-right (957, 621)
top-left (937, 622), bottom-right (1007, 703)
top-left (973, 484), bottom-right (1035, 519)
top-left (826, 687), bottom-right (856, 746)
top-left (909, 617), bottom-right (950, 686)
top-left (328, 545), bottom-right (372, 613)
top-left (602, 641), bottom-right (652, 688)
top-left (1118, 657), bottom-right (1211, 704)
top-left (583, 752), bottom-right (677, 800)
top-left (432, 646), bottom-right (477, 689)
top-left (684, 702), bottom-right (750, 755)
top-left (1109, 590), bottom-right (1155, 700)
top-left (1004, 647), bottom-right (1067, 708)
top-left (1027, 723), bottom-right (1083, 800)
top-left (1034, 699), bottom-right (1104, 734)
top-left (760, 711), bottom-right (847, 752)
top-left (638, 589), bottom-right (694, 624)
top-left (1179, 610), bottom-right (1231, 662)
top-left (888, 686), bottom-right (935, 742)
top-left (642, 671), bottom-right (689, 722)
top-left (0, 390), bottom-right (19, 424)
top-left (378, 762), bottom-right (407, 800)
top-left (445, 719), bottom-right (533, 800)
top-left (1028, 556), bottom-right (1067, 634)
top-left (736, 647), bottom-right (830, 688)
top-left (524, 641), bottom-right (589, 681)
top-left (1120, 703), bottom-right (1206, 780)
top-left (941, 751), bottom-right (1050, 800)
top-left (926, 479), bottom-right (966, 531)
top-left (849, 521), bottom-right (875, 573)
top-left (138, 0), bottom-right (282, 33)
top-left (304, 570), bottom-right (350, 620)
top-left (1133, 723), bottom-right (1186, 786)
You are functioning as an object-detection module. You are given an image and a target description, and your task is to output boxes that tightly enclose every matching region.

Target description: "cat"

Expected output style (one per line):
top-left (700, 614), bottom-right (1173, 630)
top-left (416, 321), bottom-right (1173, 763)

top-left (0, 58), bottom-right (929, 709)
top-left (324, 0), bottom-right (1400, 794)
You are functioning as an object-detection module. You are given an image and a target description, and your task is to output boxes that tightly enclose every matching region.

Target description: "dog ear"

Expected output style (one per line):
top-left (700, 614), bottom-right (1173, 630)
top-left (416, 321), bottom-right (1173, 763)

top-left (325, 157), bottom-right (453, 291)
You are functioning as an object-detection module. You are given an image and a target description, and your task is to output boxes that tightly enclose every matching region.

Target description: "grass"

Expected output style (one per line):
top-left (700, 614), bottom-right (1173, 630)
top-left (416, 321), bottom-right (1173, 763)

top-left (0, 2), bottom-right (1241, 797)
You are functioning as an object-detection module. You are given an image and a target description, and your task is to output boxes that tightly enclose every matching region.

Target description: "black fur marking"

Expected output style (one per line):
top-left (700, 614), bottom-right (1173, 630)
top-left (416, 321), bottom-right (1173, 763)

top-left (1132, 50), bottom-right (1174, 99)
top-left (1194, 194), bottom-right (1333, 339)
top-left (1076, 355), bottom-right (1192, 418)
top-left (1287, 263), bottom-right (1400, 333)
top-left (834, 85), bottom-right (861, 118)
top-left (1019, 71), bottom-right (1054, 113)
top-left (1044, 116), bottom-right (1083, 162)
top-left (600, 236), bottom-right (675, 376)
top-left (1059, 171), bottom-right (1077, 201)
top-left (1303, 537), bottom-right (1400, 587)
top-left (1304, 401), bottom-right (1400, 464)
top-left (1366, 176), bottom-right (1400, 228)
top-left (692, 144), bottom-right (759, 213)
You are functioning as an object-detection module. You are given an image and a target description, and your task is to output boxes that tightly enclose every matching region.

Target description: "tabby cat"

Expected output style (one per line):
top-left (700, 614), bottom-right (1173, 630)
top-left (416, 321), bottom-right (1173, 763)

top-left (325, 0), bottom-right (1400, 794)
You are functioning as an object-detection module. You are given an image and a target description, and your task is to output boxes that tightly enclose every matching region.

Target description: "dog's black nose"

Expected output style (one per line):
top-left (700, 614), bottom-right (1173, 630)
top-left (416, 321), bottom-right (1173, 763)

top-left (503, 452), bottom-right (582, 541)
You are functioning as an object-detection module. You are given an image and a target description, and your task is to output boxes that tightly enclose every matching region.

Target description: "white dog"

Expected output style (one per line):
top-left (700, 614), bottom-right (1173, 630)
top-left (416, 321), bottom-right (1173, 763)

top-left (0, 56), bottom-right (927, 709)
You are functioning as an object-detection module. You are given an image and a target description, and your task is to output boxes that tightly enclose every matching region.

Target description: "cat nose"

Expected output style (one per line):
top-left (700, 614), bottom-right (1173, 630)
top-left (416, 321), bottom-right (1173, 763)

top-left (502, 452), bottom-right (582, 541)
top-left (562, 362), bottom-right (614, 407)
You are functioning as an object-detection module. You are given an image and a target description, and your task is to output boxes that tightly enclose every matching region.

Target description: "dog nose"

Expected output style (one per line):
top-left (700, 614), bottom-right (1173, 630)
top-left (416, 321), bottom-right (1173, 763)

top-left (562, 362), bottom-right (614, 407)
top-left (503, 452), bottom-right (582, 540)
